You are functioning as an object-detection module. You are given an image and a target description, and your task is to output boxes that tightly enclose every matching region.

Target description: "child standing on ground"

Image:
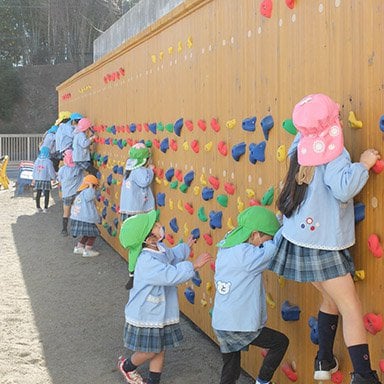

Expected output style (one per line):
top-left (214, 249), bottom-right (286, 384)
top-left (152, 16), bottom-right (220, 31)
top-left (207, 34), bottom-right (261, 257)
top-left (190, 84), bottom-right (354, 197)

top-left (119, 142), bottom-right (155, 289)
top-left (72, 117), bottom-right (99, 177)
top-left (54, 111), bottom-right (71, 157)
top-left (269, 93), bottom-right (381, 384)
top-left (70, 174), bottom-right (100, 257)
top-left (40, 125), bottom-right (60, 171)
top-left (57, 149), bottom-right (83, 236)
top-left (212, 206), bottom-right (289, 384)
top-left (118, 211), bottom-right (211, 384)
top-left (32, 146), bottom-right (57, 213)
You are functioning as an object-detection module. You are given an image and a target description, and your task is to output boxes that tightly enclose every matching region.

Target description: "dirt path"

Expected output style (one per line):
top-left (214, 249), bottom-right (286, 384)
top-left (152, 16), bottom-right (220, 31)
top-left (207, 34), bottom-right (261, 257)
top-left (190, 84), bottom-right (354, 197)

top-left (0, 185), bottom-right (253, 384)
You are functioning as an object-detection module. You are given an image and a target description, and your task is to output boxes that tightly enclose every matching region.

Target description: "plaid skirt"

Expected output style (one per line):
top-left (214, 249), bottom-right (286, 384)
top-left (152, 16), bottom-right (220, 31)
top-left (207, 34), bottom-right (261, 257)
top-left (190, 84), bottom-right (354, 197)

top-left (123, 322), bottom-right (183, 353)
top-left (269, 237), bottom-right (355, 282)
top-left (70, 219), bottom-right (100, 238)
top-left (214, 329), bottom-right (260, 353)
top-left (34, 180), bottom-right (52, 191)
top-left (62, 194), bottom-right (76, 207)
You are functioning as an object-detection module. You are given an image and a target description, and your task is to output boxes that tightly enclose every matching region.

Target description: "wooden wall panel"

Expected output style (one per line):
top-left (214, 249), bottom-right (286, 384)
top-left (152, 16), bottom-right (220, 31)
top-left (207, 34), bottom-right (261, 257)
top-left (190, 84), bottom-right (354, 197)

top-left (57, 1), bottom-right (384, 381)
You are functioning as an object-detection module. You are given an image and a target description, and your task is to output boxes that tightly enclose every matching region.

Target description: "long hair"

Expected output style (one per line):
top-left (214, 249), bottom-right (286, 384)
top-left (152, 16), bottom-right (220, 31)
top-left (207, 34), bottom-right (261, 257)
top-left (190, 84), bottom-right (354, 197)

top-left (277, 151), bottom-right (309, 218)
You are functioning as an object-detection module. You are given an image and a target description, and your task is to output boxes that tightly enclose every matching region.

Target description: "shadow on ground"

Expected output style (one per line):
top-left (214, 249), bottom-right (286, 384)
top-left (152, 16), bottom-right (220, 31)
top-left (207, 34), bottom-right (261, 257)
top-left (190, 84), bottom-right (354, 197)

top-left (10, 188), bottom-right (253, 384)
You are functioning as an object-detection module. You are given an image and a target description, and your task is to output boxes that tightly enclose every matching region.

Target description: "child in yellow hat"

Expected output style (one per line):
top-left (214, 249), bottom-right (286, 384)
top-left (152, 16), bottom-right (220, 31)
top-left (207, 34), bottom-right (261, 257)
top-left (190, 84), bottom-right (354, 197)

top-left (70, 174), bottom-right (100, 257)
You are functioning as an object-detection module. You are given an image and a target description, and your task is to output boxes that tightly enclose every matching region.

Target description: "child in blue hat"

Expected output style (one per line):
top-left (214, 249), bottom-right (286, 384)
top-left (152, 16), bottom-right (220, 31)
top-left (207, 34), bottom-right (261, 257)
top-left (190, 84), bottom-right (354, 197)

top-left (212, 206), bottom-right (289, 384)
top-left (32, 146), bottom-right (57, 213)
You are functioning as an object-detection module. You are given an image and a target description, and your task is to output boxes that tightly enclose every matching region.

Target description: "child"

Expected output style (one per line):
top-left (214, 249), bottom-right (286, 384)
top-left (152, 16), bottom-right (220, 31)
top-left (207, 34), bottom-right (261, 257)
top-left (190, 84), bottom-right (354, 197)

top-left (54, 111), bottom-right (71, 156)
top-left (40, 125), bottom-right (60, 171)
top-left (269, 94), bottom-right (381, 384)
top-left (57, 149), bottom-right (83, 236)
top-left (32, 146), bottom-right (57, 213)
top-left (118, 211), bottom-right (211, 384)
top-left (70, 174), bottom-right (100, 257)
top-left (212, 206), bottom-right (289, 384)
top-left (120, 142), bottom-right (155, 289)
top-left (72, 117), bottom-right (99, 177)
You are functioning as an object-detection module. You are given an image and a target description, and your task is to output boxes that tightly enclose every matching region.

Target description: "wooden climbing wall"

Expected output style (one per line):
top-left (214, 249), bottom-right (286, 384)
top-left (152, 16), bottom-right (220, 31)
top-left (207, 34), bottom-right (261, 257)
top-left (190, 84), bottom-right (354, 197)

top-left (57, 0), bottom-right (384, 381)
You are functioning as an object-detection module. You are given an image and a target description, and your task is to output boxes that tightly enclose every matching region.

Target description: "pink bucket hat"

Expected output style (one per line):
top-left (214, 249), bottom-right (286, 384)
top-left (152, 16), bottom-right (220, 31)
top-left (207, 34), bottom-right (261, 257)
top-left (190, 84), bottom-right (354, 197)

top-left (76, 118), bottom-right (92, 132)
top-left (63, 149), bottom-right (75, 167)
top-left (292, 94), bottom-right (344, 166)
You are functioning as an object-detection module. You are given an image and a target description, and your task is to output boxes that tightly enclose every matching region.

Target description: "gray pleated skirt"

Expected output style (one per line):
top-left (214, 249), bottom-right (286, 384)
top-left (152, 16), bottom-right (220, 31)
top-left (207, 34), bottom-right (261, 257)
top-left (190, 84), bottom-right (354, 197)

top-left (269, 237), bottom-right (355, 282)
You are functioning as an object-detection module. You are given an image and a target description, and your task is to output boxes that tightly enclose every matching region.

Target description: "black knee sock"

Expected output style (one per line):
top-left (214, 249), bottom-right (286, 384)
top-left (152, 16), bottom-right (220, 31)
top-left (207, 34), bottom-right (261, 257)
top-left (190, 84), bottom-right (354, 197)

top-left (317, 311), bottom-right (339, 362)
top-left (62, 217), bottom-right (68, 231)
top-left (36, 190), bottom-right (42, 208)
top-left (44, 190), bottom-right (50, 209)
top-left (348, 344), bottom-right (372, 378)
top-left (123, 357), bottom-right (138, 372)
top-left (148, 371), bottom-right (162, 384)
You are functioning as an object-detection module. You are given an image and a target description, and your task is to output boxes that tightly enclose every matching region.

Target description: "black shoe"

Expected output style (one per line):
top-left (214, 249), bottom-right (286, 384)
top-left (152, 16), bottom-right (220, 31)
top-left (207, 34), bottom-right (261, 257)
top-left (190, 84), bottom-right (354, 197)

top-left (350, 371), bottom-right (382, 384)
top-left (314, 356), bottom-right (338, 380)
top-left (125, 274), bottom-right (134, 290)
top-left (61, 229), bottom-right (68, 237)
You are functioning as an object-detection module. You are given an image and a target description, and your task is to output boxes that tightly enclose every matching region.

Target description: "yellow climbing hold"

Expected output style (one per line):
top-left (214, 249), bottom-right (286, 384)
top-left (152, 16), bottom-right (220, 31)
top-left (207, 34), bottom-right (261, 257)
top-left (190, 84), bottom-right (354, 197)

top-left (246, 188), bottom-right (255, 198)
top-left (266, 293), bottom-right (276, 309)
top-left (169, 199), bottom-right (174, 210)
top-left (182, 141), bottom-right (189, 151)
top-left (277, 145), bottom-right (287, 162)
top-left (200, 174), bottom-right (207, 186)
top-left (227, 217), bottom-right (235, 230)
top-left (193, 186), bottom-right (200, 196)
top-left (354, 270), bottom-right (365, 281)
top-left (151, 54), bottom-right (157, 64)
top-left (184, 223), bottom-right (189, 236)
top-left (187, 36), bottom-right (193, 48)
top-left (226, 119), bottom-right (236, 129)
top-left (348, 111), bottom-right (363, 129)
top-left (237, 197), bottom-right (244, 212)
top-left (177, 199), bottom-right (183, 211)
top-left (204, 141), bottom-right (213, 152)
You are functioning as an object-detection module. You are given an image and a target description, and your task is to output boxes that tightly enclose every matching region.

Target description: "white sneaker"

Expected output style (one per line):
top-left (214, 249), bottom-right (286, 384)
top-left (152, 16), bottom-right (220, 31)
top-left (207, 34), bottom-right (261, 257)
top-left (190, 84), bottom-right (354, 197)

top-left (82, 249), bottom-right (100, 257)
top-left (42, 208), bottom-right (48, 213)
top-left (73, 246), bottom-right (85, 254)
top-left (36, 208), bottom-right (43, 213)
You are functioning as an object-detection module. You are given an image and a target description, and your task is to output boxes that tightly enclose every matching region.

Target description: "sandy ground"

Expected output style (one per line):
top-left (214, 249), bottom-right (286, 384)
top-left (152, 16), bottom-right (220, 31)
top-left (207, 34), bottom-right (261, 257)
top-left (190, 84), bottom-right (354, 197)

top-left (0, 182), bottom-right (254, 384)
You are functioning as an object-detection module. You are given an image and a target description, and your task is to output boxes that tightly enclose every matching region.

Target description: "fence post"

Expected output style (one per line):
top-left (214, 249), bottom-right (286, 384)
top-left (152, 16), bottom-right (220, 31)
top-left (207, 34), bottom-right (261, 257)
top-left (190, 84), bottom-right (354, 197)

top-left (27, 136), bottom-right (30, 161)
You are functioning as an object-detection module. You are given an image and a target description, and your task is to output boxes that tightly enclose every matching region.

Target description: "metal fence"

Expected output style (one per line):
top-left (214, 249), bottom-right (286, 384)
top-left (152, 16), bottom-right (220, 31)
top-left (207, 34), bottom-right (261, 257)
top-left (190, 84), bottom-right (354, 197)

top-left (0, 134), bottom-right (43, 164)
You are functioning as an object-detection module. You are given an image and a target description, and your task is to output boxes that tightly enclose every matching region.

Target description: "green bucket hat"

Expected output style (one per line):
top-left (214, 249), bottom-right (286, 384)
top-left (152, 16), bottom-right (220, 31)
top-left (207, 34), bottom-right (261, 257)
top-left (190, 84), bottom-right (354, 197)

top-left (217, 206), bottom-right (280, 248)
top-left (125, 143), bottom-right (151, 171)
top-left (119, 210), bottom-right (157, 272)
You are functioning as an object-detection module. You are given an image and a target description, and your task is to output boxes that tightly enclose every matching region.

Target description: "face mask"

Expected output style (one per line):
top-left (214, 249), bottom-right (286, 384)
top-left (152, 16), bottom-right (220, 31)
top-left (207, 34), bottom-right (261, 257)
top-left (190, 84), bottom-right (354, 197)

top-left (158, 226), bottom-right (165, 241)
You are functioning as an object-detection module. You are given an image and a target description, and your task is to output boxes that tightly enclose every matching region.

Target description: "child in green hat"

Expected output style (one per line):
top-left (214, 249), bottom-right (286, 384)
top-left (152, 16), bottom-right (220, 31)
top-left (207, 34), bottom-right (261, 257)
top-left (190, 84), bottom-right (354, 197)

top-left (118, 210), bottom-right (211, 384)
top-left (119, 142), bottom-right (155, 290)
top-left (212, 206), bottom-right (289, 384)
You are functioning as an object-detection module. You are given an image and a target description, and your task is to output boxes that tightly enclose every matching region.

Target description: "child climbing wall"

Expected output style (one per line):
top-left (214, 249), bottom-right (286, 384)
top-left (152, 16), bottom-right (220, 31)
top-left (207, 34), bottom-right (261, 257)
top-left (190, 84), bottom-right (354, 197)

top-left (57, 0), bottom-right (384, 382)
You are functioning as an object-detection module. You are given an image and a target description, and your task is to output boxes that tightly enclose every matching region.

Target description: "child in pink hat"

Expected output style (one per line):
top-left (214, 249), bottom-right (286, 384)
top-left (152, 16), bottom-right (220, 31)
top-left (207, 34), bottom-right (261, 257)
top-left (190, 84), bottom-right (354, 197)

top-left (57, 149), bottom-right (83, 236)
top-left (270, 93), bottom-right (381, 384)
top-left (72, 118), bottom-right (99, 178)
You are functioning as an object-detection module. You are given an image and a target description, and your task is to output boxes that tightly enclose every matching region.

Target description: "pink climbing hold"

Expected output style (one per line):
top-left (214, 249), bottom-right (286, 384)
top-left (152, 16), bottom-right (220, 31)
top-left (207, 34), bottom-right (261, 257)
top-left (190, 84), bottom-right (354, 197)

top-left (363, 313), bottom-right (383, 335)
top-left (260, 0), bottom-right (273, 18)
top-left (368, 234), bottom-right (383, 258)
top-left (285, 0), bottom-right (295, 9)
top-left (372, 159), bottom-right (384, 174)
top-left (281, 362), bottom-right (298, 382)
top-left (331, 371), bottom-right (344, 384)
